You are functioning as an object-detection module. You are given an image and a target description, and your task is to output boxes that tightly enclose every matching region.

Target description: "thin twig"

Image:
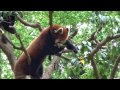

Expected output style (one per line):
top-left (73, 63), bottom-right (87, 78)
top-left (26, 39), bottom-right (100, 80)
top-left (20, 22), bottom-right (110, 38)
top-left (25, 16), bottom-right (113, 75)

top-left (15, 12), bottom-right (42, 31)
top-left (14, 30), bottom-right (31, 67)
top-left (70, 29), bottom-right (78, 39)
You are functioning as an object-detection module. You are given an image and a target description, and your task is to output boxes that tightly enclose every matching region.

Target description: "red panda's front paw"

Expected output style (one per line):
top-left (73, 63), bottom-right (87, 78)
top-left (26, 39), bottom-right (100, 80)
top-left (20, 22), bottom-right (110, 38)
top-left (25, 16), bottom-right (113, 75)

top-left (73, 48), bottom-right (78, 53)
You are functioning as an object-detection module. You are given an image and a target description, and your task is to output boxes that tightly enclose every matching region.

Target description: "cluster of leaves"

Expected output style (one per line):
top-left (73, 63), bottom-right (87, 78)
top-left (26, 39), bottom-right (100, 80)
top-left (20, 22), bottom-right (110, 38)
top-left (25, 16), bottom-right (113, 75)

top-left (1, 11), bottom-right (120, 79)
top-left (51, 11), bottom-right (120, 79)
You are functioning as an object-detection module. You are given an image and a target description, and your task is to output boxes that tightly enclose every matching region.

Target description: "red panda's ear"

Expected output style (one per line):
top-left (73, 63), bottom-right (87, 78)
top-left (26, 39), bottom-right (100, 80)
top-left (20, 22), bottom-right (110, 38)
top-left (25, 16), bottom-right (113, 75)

top-left (54, 27), bottom-right (63, 35)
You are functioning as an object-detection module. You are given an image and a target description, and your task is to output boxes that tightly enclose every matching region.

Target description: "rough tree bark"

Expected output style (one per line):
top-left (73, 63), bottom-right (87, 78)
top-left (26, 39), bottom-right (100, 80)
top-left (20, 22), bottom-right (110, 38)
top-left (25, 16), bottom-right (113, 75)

top-left (0, 12), bottom-right (42, 73)
top-left (42, 55), bottom-right (60, 79)
top-left (88, 33), bottom-right (120, 79)
top-left (110, 54), bottom-right (120, 79)
top-left (0, 31), bottom-right (16, 71)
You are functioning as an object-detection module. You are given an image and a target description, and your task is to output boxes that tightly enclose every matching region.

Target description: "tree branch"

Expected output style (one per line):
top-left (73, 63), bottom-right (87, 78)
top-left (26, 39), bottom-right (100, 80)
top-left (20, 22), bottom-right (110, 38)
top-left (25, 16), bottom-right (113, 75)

top-left (88, 55), bottom-right (99, 79)
top-left (1, 34), bottom-right (22, 50)
top-left (70, 29), bottom-right (78, 39)
top-left (88, 33), bottom-right (120, 79)
top-left (15, 31), bottom-right (31, 66)
top-left (49, 11), bottom-right (54, 28)
top-left (90, 34), bottom-right (120, 56)
top-left (0, 29), bottom-right (16, 70)
top-left (1, 27), bottom-right (32, 71)
top-left (15, 12), bottom-right (42, 31)
top-left (110, 54), bottom-right (120, 79)
top-left (88, 26), bottom-right (102, 42)
top-left (42, 55), bottom-right (60, 79)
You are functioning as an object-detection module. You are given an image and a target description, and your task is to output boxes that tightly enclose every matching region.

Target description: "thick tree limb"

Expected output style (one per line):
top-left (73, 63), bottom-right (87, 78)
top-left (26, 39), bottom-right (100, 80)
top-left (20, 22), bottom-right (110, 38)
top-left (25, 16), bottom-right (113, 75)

top-left (0, 12), bottom-right (43, 78)
top-left (0, 12), bottom-right (44, 67)
top-left (88, 56), bottom-right (99, 79)
top-left (90, 34), bottom-right (120, 56)
top-left (42, 55), bottom-right (71, 79)
top-left (1, 34), bottom-right (22, 50)
top-left (110, 54), bottom-right (120, 79)
top-left (0, 30), bottom-right (16, 71)
top-left (42, 55), bottom-right (60, 79)
top-left (1, 26), bottom-right (31, 65)
top-left (0, 26), bottom-right (31, 73)
top-left (88, 33), bottom-right (120, 79)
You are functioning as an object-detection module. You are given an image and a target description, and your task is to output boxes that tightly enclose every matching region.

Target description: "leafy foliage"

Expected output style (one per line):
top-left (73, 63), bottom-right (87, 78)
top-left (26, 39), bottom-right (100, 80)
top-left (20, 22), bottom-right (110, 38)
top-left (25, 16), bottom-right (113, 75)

top-left (1, 11), bottom-right (120, 79)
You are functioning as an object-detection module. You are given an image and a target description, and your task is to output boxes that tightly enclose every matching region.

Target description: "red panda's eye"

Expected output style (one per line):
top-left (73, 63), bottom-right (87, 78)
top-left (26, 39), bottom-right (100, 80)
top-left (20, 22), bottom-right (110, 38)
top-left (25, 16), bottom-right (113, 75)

top-left (66, 28), bottom-right (69, 32)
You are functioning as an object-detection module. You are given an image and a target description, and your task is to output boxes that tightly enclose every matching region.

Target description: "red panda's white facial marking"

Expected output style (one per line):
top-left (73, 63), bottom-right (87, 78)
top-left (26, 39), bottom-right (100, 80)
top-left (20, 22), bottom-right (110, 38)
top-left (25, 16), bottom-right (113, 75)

top-left (54, 27), bottom-right (69, 48)
top-left (54, 27), bottom-right (63, 35)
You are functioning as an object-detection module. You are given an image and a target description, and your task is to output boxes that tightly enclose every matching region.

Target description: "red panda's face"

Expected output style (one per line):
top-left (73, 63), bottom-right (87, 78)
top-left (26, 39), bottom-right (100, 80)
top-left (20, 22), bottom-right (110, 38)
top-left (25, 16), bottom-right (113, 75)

top-left (51, 25), bottom-right (69, 47)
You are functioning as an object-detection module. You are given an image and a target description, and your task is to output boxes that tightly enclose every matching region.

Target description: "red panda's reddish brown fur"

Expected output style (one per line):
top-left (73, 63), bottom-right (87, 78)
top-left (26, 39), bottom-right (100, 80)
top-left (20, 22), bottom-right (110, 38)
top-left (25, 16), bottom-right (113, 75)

top-left (14, 24), bottom-right (70, 79)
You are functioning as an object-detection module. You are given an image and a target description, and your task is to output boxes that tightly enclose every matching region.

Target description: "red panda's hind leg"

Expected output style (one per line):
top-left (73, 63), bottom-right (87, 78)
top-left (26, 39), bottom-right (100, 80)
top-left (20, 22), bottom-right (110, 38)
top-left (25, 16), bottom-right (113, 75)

top-left (30, 64), bottom-right (43, 79)
top-left (15, 74), bottom-right (27, 79)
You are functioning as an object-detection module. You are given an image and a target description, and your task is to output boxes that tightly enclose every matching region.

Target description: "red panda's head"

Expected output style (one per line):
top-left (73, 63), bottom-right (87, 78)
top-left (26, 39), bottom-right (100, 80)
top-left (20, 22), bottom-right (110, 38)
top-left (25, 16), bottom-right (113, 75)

top-left (50, 24), bottom-right (69, 47)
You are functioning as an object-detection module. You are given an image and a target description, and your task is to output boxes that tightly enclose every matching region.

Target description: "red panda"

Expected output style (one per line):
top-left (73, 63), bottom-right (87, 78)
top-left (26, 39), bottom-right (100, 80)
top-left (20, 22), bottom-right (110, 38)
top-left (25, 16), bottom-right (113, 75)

top-left (14, 24), bottom-right (78, 79)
